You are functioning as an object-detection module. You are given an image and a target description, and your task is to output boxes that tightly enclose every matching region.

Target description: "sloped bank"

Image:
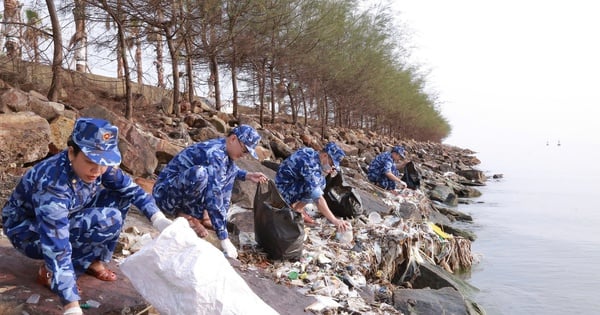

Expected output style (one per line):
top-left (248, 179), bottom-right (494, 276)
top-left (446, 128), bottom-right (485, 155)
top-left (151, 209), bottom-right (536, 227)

top-left (0, 84), bottom-right (489, 314)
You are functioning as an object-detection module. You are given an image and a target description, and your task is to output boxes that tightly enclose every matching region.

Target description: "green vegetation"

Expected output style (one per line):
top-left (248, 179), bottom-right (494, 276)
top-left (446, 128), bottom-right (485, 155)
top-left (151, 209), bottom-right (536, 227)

top-left (1, 0), bottom-right (451, 142)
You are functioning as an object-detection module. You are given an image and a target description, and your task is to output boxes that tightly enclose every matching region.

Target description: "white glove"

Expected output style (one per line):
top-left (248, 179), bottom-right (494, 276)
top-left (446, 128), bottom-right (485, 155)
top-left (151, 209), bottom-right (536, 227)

top-left (64, 306), bottom-right (83, 315)
top-left (151, 212), bottom-right (173, 232)
top-left (220, 238), bottom-right (238, 259)
top-left (398, 180), bottom-right (407, 189)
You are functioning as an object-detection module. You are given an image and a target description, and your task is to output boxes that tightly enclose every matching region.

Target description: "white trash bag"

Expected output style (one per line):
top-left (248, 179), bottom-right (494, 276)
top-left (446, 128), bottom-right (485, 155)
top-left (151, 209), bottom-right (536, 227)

top-left (120, 217), bottom-right (279, 315)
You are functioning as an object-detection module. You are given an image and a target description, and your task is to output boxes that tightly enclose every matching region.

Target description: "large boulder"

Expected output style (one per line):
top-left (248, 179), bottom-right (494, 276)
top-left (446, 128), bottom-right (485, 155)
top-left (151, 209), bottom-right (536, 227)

top-left (0, 112), bottom-right (50, 165)
top-left (80, 105), bottom-right (158, 176)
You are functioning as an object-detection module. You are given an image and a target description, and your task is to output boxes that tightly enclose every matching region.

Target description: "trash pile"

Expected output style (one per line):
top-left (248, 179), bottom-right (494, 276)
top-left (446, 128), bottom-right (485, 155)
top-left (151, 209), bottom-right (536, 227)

top-left (115, 188), bottom-right (475, 314)
top-left (239, 189), bottom-right (473, 314)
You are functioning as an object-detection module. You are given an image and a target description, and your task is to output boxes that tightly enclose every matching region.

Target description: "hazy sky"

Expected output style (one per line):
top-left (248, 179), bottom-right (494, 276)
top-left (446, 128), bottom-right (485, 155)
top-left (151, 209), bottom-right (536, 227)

top-left (385, 1), bottom-right (600, 155)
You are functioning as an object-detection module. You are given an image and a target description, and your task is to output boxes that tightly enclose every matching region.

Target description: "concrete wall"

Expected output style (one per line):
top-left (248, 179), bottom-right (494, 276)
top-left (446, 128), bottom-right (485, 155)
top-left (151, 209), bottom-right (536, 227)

top-left (0, 56), bottom-right (172, 104)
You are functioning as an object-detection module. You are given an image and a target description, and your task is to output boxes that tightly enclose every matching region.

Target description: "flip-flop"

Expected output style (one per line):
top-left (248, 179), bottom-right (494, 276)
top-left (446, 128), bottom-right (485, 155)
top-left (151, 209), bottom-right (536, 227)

top-left (85, 267), bottom-right (117, 281)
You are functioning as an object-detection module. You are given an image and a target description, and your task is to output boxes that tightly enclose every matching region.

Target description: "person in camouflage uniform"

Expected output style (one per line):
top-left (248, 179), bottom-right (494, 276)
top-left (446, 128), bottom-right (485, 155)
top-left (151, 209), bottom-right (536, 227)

top-left (274, 142), bottom-right (350, 231)
top-left (367, 145), bottom-right (409, 190)
top-left (152, 125), bottom-right (268, 259)
top-left (2, 118), bottom-right (172, 315)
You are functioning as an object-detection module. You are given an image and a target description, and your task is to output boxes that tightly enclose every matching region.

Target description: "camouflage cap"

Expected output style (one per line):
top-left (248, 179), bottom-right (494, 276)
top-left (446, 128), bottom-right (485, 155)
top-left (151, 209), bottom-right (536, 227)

top-left (72, 118), bottom-right (121, 166)
top-left (391, 145), bottom-right (406, 158)
top-left (232, 125), bottom-right (260, 159)
top-left (323, 142), bottom-right (346, 169)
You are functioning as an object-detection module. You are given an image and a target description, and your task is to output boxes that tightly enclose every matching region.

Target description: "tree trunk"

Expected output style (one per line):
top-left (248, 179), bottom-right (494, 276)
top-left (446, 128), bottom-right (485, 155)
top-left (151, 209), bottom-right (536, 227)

top-left (73, 0), bottom-right (87, 72)
top-left (154, 8), bottom-right (165, 88)
top-left (231, 44), bottom-right (239, 117)
top-left (269, 63), bottom-right (275, 123)
top-left (184, 37), bottom-right (194, 105)
top-left (209, 54), bottom-right (221, 111)
top-left (165, 34), bottom-right (180, 116)
top-left (118, 25), bottom-right (133, 120)
top-left (258, 59), bottom-right (266, 126)
top-left (135, 33), bottom-right (143, 85)
top-left (3, 0), bottom-right (22, 59)
top-left (101, 0), bottom-right (133, 119)
top-left (46, 0), bottom-right (62, 102)
top-left (287, 82), bottom-right (297, 124)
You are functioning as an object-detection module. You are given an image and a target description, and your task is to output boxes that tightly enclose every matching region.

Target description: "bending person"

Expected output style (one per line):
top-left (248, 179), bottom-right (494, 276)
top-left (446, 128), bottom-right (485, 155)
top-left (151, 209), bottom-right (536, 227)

top-left (367, 145), bottom-right (409, 190)
top-left (152, 125), bottom-right (268, 259)
top-left (275, 142), bottom-right (350, 231)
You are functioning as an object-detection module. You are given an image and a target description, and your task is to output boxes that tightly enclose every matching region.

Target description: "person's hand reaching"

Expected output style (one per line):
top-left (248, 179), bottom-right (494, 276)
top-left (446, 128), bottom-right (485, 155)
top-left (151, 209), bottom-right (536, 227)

top-left (220, 238), bottom-right (238, 259)
top-left (246, 172), bottom-right (268, 184)
top-left (151, 212), bottom-right (173, 232)
top-left (334, 218), bottom-right (350, 232)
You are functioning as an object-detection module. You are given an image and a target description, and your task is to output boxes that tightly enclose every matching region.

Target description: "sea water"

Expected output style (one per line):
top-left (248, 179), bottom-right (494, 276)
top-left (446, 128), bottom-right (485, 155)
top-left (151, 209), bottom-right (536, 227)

top-left (455, 141), bottom-right (600, 314)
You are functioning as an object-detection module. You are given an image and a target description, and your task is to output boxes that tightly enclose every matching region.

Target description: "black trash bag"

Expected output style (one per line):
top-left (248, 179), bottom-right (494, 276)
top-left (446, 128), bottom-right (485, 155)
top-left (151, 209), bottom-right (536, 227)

top-left (323, 170), bottom-right (363, 219)
top-left (401, 161), bottom-right (421, 190)
top-left (253, 180), bottom-right (305, 260)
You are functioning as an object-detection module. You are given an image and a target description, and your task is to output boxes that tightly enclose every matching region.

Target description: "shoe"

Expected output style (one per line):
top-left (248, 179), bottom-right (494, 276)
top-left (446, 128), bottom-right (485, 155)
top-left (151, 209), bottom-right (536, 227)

top-left (85, 266), bottom-right (117, 281)
top-left (37, 264), bottom-right (52, 288)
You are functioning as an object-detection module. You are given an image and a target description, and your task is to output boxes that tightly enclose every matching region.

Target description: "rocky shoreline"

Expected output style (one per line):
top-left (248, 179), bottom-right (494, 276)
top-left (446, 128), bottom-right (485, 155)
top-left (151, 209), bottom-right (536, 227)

top-left (0, 85), bottom-right (492, 314)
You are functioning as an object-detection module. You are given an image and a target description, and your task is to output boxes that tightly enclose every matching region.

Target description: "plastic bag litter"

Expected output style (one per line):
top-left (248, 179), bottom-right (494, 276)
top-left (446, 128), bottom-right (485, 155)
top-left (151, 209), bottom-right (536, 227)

top-left (254, 181), bottom-right (305, 260)
top-left (120, 217), bottom-right (279, 315)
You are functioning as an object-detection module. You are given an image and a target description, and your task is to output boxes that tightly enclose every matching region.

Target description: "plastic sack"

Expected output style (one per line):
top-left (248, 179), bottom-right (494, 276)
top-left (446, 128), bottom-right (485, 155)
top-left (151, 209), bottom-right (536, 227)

top-left (323, 170), bottom-right (363, 218)
top-left (402, 161), bottom-right (422, 190)
top-left (120, 217), bottom-right (279, 315)
top-left (253, 181), bottom-right (305, 260)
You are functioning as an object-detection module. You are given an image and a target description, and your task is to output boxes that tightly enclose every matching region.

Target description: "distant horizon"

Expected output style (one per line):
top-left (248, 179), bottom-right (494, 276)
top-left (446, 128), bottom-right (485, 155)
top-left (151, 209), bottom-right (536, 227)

top-left (386, 0), bottom-right (600, 157)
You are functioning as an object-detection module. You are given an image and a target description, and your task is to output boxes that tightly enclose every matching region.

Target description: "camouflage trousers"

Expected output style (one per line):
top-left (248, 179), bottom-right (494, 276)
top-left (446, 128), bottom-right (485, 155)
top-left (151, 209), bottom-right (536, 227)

top-left (6, 188), bottom-right (130, 273)
top-left (153, 166), bottom-right (208, 219)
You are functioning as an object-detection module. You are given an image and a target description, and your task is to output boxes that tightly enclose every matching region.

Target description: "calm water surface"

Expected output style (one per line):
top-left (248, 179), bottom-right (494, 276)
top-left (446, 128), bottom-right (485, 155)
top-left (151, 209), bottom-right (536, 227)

top-left (456, 141), bottom-right (600, 315)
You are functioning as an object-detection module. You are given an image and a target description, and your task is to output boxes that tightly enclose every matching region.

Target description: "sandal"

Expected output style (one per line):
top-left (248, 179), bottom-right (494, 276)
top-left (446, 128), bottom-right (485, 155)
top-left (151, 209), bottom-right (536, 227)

top-left (179, 213), bottom-right (209, 238)
top-left (37, 264), bottom-right (52, 288)
top-left (201, 211), bottom-right (213, 229)
top-left (85, 267), bottom-right (117, 281)
top-left (200, 218), bottom-right (213, 229)
top-left (38, 264), bottom-right (83, 293)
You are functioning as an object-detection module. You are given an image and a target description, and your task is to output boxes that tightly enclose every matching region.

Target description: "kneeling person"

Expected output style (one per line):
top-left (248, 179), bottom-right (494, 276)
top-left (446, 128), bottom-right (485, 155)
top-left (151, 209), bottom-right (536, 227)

top-left (2, 118), bottom-right (171, 315)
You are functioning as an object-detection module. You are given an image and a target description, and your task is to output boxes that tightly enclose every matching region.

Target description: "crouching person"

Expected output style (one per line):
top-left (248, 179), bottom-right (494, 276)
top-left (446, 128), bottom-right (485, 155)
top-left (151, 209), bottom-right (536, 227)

top-left (1, 118), bottom-right (172, 315)
top-left (367, 145), bottom-right (409, 191)
top-left (152, 125), bottom-right (268, 259)
top-left (274, 142), bottom-right (350, 231)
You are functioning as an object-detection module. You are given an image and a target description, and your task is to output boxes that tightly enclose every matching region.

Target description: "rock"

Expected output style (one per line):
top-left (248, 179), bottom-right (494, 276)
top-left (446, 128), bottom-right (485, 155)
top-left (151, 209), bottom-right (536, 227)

top-left (0, 112), bottom-right (50, 165)
top-left (80, 105), bottom-right (158, 176)
top-left (48, 116), bottom-right (75, 154)
top-left (1, 88), bottom-right (29, 112)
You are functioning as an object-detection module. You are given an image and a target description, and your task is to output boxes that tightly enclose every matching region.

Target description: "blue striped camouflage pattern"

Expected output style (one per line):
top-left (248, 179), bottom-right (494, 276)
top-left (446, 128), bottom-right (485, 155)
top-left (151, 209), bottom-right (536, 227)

top-left (232, 125), bottom-right (260, 159)
top-left (72, 118), bottom-right (121, 166)
top-left (367, 151), bottom-right (400, 190)
top-left (391, 145), bottom-right (406, 158)
top-left (322, 142), bottom-right (346, 169)
top-left (1, 150), bottom-right (159, 304)
top-left (275, 147), bottom-right (327, 205)
top-left (152, 138), bottom-right (247, 240)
